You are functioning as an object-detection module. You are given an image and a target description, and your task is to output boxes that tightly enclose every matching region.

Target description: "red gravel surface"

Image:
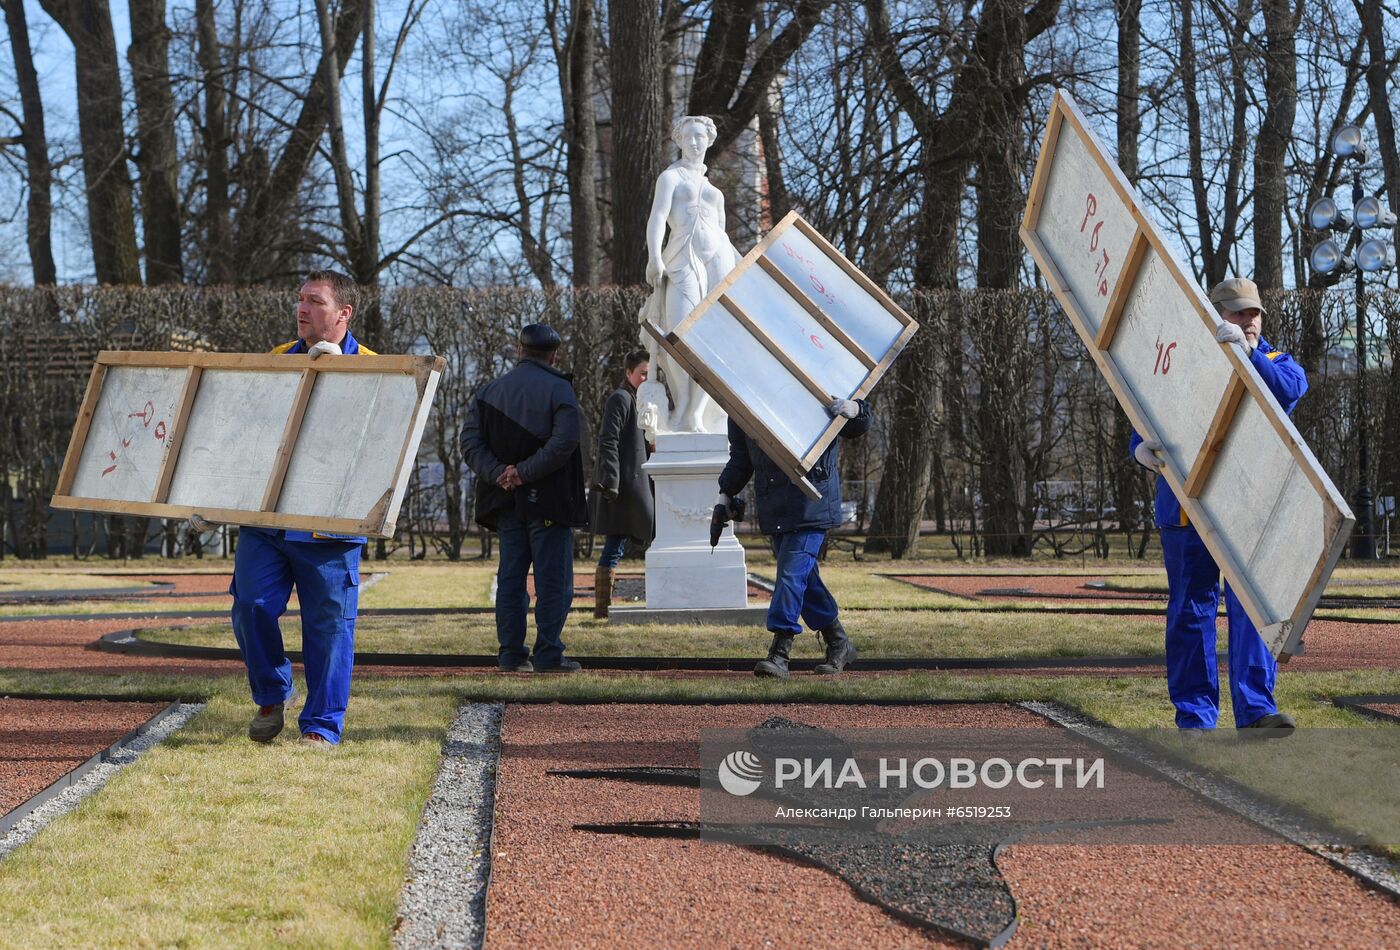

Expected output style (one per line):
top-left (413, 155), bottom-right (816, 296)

top-left (1363, 703), bottom-right (1400, 720)
top-left (0, 698), bottom-right (166, 815)
top-left (488, 703), bottom-right (1400, 948)
top-left (889, 573), bottom-right (1162, 605)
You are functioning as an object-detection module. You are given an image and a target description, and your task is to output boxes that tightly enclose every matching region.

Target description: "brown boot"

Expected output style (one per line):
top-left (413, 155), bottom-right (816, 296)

top-left (593, 566), bottom-right (615, 618)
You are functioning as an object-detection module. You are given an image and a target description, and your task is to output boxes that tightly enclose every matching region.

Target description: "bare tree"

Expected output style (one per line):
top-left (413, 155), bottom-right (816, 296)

top-left (863, 0), bottom-right (1059, 556)
top-left (128, 0), bottom-right (184, 283)
top-left (608, 0), bottom-right (665, 285)
top-left (1253, 0), bottom-right (1299, 290)
top-left (0, 0), bottom-right (56, 285)
top-left (37, 0), bottom-right (142, 284)
top-left (546, 0), bottom-right (601, 285)
top-left (193, 0), bottom-right (231, 282)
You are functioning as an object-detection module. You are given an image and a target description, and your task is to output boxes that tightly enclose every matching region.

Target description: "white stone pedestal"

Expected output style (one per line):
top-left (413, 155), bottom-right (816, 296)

top-left (643, 431), bottom-right (750, 609)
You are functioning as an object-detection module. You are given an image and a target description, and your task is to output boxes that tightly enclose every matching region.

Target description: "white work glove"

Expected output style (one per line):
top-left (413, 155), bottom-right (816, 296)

top-left (307, 340), bottom-right (343, 359)
top-left (188, 513), bottom-right (220, 534)
top-left (1133, 440), bottom-right (1166, 472)
top-left (1215, 321), bottom-right (1253, 355)
top-left (827, 398), bottom-right (860, 419)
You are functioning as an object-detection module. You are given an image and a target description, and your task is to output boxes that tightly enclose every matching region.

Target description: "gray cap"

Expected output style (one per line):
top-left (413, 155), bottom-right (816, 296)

top-left (1209, 277), bottom-right (1266, 315)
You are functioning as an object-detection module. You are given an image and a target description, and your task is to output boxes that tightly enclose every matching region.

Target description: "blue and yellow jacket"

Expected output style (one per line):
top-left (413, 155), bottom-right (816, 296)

top-left (1129, 337), bottom-right (1307, 529)
top-left (272, 329), bottom-right (377, 544)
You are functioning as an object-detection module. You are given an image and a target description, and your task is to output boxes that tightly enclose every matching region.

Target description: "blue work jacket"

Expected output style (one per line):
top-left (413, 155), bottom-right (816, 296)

top-left (1129, 336), bottom-right (1307, 528)
top-left (718, 401), bottom-right (872, 534)
top-left (271, 329), bottom-right (377, 544)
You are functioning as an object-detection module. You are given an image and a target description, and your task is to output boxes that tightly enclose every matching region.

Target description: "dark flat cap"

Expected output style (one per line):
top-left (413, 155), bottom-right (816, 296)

top-left (519, 323), bottom-right (562, 351)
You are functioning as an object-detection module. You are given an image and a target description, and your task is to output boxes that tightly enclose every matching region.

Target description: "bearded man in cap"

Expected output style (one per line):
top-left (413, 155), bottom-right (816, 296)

top-left (1130, 277), bottom-right (1308, 736)
top-left (462, 324), bottom-right (589, 673)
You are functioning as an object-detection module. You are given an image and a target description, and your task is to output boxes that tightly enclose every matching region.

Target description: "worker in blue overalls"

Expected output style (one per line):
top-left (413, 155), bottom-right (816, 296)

top-left (192, 270), bottom-right (375, 746)
top-left (1130, 277), bottom-right (1307, 737)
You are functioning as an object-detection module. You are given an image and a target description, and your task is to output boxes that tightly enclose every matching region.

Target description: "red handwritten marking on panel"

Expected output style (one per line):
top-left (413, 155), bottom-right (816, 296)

top-left (1081, 194), bottom-right (1111, 297)
top-left (102, 398), bottom-right (170, 478)
top-left (782, 241), bottom-right (841, 307)
top-left (1153, 337), bottom-right (1177, 375)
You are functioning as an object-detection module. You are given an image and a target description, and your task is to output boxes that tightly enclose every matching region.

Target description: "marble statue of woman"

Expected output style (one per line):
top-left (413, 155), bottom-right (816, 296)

top-left (637, 115), bottom-right (740, 434)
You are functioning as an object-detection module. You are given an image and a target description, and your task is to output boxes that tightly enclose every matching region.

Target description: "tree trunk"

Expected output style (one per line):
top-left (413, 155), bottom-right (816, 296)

top-left (559, 0), bottom-right (599, 286)
top-left (194, 0), bottom-right (231, 283)
top-left (607, 0), bottom-right (665, 285)
top-left (757, 87), bottom-right (790, 227)
top-left (1361, 0), bottom-right (1400, 257)
top-left (37, 0), bottom-right (142, 284)
top-left (1252, 0), bottom-right (1297, 291)
top-left (1113, 0), bottom-right (1141, 534)
top-left (1361, 0), bottom-right (1400, 505)
top-left (2, 0), bottom-right (57, 285)
top-left (128, 0), bottom-right (183, 283)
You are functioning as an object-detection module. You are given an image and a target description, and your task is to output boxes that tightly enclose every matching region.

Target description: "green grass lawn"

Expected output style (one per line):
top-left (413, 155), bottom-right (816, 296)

top-left (0, 572), bottom-right (161, 592)
top-left (144, 609), bottom-right (1183, 659)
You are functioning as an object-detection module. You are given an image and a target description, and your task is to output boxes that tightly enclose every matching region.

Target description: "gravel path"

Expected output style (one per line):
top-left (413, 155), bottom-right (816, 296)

top-left (487, 702), bottom-right (1400, 948)
top-left (0, 698), bottom-right (167, 814)
top-left (394, 703), bottom-right (502, 949)
top-left (487, 702), bottom-right (1047, 948)
top-left (0, 702), bottom-right (203, 862)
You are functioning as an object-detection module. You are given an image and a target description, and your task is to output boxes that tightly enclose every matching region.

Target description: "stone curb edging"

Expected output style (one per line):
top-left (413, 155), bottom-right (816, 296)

top-left (0, 582), bottom-right (176, 604)
top-left (393, 703), bottom-right (502, 949)
top-left (97, 628), bottom-right (1170, 672)
top-left (1022, 700), bottom-right (1400, 900)
top-left (1331, 695), bottom-right (1400, 725)
top-left (0, 701), bottom-right (204, 858)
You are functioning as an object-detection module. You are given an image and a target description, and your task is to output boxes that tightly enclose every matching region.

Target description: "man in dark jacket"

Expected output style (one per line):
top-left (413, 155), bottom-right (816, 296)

top-left (462, 324), bottom-right (589, 673)
top-left (717, 397), bottom-right (872, 677)
top-left (591, 350), bottom-right (655, 617)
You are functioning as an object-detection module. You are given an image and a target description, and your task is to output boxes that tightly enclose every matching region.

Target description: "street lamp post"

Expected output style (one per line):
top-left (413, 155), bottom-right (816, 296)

top-left (1306, 123), bottom-right (1396, 560)
top-left (1351, 166), bottom-right (1373, 559)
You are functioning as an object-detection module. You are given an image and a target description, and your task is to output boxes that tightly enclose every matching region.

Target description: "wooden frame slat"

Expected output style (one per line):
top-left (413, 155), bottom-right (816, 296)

top-left (1183, 373), bottom-right (1246, 497)
top-left (260, 368), bottom-right (316, 512)
top-left (55, 362), bottom-right (107, 496)
top-left (1094, 227), bottom-right (1150, 350)
top-left (150, 365), bottom-right (203, 503)
top-left (756, 256), bottom-right (876, 369)
top-left (719, 295), bottom-right (833, 404)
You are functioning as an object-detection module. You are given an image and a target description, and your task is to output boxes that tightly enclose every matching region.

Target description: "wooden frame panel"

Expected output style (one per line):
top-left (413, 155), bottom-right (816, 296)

top-left (1020, 89), bottom-right (1353, 658)
top-left (644, 211), bottom-right (917, 499)
top-left (51, 351), bottom-right (445, 538)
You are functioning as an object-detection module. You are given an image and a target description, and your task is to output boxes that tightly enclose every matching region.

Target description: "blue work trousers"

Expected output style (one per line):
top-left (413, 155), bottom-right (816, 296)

top-left (1161, 525), bottom-right (1277, 729)
top-left (597, 534), bottom-right (628, 569)
top-left (496, 511), bottom-right (574, 666)
top-left (767, 530), bottom-right (840, 635)
top-left (231, 528), bottom-right (360, 743)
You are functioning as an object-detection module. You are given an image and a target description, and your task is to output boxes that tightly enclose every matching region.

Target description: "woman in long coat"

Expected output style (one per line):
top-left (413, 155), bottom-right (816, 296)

top-left (591, 350), bottom-right (655, 616)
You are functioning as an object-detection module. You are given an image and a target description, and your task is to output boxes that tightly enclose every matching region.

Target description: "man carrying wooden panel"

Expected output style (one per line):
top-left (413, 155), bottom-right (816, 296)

top-left (716, 397), bottom-right (872, 678)
top-left (1130, 277), bottom-right (1307, 736)
top-left (192, 270), bottom-right (376, 746)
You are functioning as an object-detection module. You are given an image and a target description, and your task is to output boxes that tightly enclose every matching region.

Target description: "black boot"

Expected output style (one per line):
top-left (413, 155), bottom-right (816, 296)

top-left (814, 620), bottom-right (856, 674)
top-left (754, 633), bottom-right (795, 679)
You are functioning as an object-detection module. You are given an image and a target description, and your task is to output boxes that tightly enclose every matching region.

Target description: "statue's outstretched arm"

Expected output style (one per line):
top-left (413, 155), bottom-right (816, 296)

top-left (645, 171), bottom-right (674, 287)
